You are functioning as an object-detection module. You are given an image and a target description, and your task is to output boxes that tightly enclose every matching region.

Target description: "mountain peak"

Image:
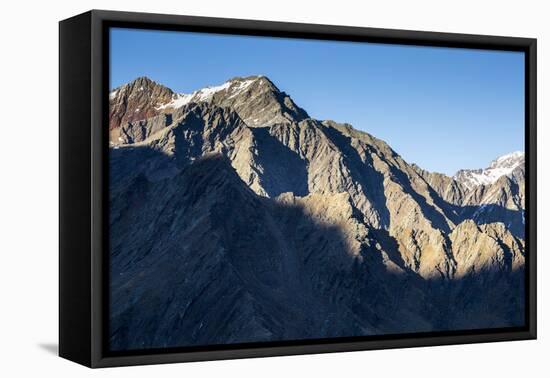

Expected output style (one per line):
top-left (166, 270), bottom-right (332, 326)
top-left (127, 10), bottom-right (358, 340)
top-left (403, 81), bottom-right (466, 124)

top-left (111, 76), bottom-right (169, 94)
top-left (453, 151), bottom-right (525, 189)
top-left (227, 74), bottom-right (277, 89)
top-left (108, 74), bottom-right (308, 141)
top-left (489, 151), bottom-right (525, 169)
top-left (229, 74), bottom-right (266, 81)
top-left (108, 76), bottom-right (175, 136)
top-left (131, 75), bottom-right (156, 85)
top-left (153, 75), bottom-right (307, 127)
top-left (213, 75), bottom-right (308, 126)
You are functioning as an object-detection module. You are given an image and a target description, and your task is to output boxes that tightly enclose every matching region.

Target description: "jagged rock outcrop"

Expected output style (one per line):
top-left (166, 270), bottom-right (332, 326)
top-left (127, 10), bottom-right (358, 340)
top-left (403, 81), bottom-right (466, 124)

top-left (108, 75), bottom-right (527, 350)
top-left (109, 77), bottom-right (175, 141)
top-left (450, 219), bottom-right (524, 277)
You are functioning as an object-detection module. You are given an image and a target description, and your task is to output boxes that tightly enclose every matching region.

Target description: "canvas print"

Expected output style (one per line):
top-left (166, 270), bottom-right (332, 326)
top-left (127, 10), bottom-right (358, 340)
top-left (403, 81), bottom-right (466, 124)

top-left (108, 28), bottom-right (526, 352)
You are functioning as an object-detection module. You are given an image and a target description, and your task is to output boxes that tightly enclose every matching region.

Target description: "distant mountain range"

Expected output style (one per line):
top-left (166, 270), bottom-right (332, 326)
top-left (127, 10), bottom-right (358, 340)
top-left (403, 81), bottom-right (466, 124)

top-left (108, 75), bottom-right (525, 351)
top-left (454, 151), bottom-right (525, 189)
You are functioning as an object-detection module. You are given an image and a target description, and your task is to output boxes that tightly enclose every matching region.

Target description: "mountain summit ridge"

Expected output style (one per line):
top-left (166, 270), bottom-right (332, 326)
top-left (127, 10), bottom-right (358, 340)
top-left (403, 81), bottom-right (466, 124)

top-left (454, 151), bottom-right (525, 189)
top-left (109, 75), bottom-right (308, 138)
top-left (110, 76), bottom-right (523, 186)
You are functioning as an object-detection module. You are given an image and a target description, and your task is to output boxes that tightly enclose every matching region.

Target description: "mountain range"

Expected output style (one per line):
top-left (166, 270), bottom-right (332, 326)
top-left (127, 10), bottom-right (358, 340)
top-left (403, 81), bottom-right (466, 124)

top-left (108, 75), bottom-right (526, 351)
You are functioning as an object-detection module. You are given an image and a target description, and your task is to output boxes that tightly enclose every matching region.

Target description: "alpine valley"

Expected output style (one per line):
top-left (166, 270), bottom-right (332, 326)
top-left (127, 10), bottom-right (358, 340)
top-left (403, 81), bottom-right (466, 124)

top-left (108, 75), bottom-right (526, 351)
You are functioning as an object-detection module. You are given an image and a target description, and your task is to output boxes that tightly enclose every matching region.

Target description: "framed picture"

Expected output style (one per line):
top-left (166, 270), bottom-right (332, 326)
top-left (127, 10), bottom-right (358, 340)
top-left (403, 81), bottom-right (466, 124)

top-left (59, 10), bottom-right (537, 368)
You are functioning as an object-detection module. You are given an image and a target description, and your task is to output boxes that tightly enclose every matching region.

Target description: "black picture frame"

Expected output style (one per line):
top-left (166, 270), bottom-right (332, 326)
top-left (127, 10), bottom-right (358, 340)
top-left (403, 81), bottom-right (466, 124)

top-left (59, 9), bottom-right (537, 368)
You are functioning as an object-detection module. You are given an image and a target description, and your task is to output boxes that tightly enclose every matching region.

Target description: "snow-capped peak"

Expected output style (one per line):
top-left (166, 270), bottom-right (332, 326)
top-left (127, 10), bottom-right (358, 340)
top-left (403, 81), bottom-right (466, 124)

top-left (453, 151), bottom-right (525, 190)
top-left (155, 76), bottom-right (261, 110)
top-left (489, 151), bottom-right (525, 169)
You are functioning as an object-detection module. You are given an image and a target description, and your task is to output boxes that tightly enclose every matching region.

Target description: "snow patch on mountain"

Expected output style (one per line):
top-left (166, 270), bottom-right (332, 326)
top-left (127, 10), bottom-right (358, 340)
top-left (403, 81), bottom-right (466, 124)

top-left (156, 93), bottom-right (194, 110)
top-left (490, 151), bottom-right (524, 168)
top-left (227, 79), bottom-right (255, 98)
top-left (195, 81), bottom-right (233, 101)
top-left (453, 151), bottom-right (524, 189)
top-left (155, 77), bottom-right (260, 110)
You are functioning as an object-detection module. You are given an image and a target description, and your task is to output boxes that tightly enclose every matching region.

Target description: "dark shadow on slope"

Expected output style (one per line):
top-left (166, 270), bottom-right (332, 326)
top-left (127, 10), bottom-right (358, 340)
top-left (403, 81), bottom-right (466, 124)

top-left (425, 185), bottom-right (524, 239)
top-left (169, 104), bottom-right (236, 161)
top-left (118, 102), bottom-right (249, 168)
top-left (322, 126), bottom-right (391, 229)
top-left (171, 110), bottom-right (207, 159)
top-left (424, 268), bottom-right (526, 331)
top-left (249, 127), bottom-right (309, 197)
top-left (369, 228), bottom-right (407, 270)
top-left (387, 165), bottom-right (453, 233)
top-left (108, 146), bottom-right (526, 353)
top-left (459, 204), bottom-right (524, 239)
top-left (323, 123), bottom-right (453, 233)
top-left (121, 114), bottom-right (173, 144)
top-left (274, 90), bottom-right (309, 122)
top-left (423, 184), bottom-right (464, 226)
top-left (420, 180), bottom-right (524, 238)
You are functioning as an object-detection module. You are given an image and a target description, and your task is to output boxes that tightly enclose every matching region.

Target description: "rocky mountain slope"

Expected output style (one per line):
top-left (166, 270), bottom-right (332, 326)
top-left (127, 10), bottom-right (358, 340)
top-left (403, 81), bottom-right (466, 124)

top-left (108, 76), bottom-right (526, 351)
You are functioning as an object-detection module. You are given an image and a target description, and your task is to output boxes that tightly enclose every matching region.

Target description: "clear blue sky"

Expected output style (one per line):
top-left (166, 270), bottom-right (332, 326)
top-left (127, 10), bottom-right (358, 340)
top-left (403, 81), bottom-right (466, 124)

top-left (110, 28), bottom-right (525, 175)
